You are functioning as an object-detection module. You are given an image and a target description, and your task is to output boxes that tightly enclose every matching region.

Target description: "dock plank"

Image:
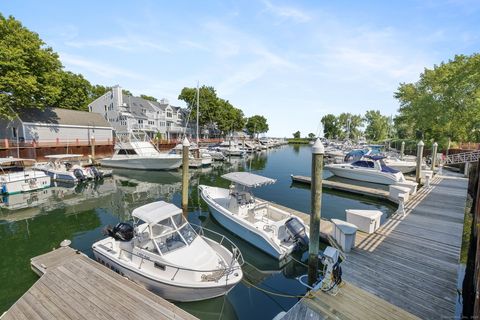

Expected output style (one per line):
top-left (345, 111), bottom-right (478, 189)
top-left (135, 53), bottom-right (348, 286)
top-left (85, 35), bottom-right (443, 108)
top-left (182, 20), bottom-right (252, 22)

top-left (1, 247), bottom-right (198, 320)
top-left (283, 171), bottom-right (467, 320)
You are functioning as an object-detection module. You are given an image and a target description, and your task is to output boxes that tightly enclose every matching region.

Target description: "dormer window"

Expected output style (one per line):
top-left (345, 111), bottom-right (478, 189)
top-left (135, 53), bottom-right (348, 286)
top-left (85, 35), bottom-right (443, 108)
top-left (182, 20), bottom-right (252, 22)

top-left (167, 111), bottom-right (172, 118)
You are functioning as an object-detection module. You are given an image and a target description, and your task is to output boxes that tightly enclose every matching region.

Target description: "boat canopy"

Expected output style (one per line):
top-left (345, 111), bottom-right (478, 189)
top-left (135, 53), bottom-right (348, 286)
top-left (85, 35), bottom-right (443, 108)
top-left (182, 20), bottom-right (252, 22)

top-left (222, 172), bottom-right (276, 188)
top-left (364, 155), bottom-right (386, 161)
top-left (132, 201), bottom-right (182, 225)
top-left (0, 157), bottom-right (36, 164)
top-left (45, 154), bottom-right (83, 159)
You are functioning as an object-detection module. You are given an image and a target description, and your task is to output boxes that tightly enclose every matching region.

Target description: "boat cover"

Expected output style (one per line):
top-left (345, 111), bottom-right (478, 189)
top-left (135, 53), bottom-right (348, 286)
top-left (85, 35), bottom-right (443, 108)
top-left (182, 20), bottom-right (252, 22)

top-left (132, 201), bottom-right (182, 224)
top-left (221, 172), bottom-right (276, 188)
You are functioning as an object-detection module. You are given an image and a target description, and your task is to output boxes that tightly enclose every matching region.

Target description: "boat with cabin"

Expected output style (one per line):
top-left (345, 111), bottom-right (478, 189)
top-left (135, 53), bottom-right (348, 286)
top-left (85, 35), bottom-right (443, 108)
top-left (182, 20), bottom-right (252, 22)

top-left (92, 201), bottom-right (243, 302)
top-left (100, 136), bottom-right (182, 170)
top-left (325, 155), bottom-right (406, 185)
top-left (0, 158), bottom-right (51, 194)
top-left (199, 172), bottom-right (309, 260)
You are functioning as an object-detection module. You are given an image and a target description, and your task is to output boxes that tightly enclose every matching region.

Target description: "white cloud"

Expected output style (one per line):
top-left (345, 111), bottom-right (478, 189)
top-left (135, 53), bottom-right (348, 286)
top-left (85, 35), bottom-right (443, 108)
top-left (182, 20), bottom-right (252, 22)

top-left (59, 53), bottom-right (142, 80)
top-left (262, 0), bottom-right (311, 23)
top-left (65, 36), bottom-right (171, 53)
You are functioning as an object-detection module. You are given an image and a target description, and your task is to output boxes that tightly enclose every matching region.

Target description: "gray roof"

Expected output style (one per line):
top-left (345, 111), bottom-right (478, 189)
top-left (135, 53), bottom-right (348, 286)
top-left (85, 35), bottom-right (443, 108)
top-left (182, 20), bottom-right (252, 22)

top-left (18, 108), bottom-right (112, 128)
top-left (123, 94), bottom-right (184, 114)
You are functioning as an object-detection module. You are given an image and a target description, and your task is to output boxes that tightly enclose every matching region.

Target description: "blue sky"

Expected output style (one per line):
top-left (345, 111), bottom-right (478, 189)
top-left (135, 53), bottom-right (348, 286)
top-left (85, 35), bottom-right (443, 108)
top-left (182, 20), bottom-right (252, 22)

top-left (2, 0), bottom-right (479, 137)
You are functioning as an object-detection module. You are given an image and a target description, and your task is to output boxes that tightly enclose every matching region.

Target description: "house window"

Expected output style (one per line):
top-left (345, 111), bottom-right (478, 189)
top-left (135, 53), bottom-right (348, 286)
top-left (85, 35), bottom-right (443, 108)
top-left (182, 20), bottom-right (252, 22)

top-left (138, 120), bottom-right (143, 124)
top-left (104, 105), bottom-right (107, 111)
top-left (160, 121), bottom-right (166, 127)
top-left (142, 108), bottom-right (146, 114)
top-left (89, 106), bottom-right (92, 112)
top-left (12, 127), bottom-right (17, 138)
top-left (166, 111), bottom-right (172, 118)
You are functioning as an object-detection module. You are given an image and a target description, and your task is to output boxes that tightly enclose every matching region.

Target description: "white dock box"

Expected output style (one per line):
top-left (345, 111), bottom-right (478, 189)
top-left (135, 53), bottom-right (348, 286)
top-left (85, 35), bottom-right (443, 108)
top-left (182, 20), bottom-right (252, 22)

top-left (393, 180), bottom-right (418, 195)
top-left (389, 185), bottom-right (411, 203)
top-left (331, 219), bottom-right (358, 253)
top-left (345, 209), bottom-right (382, 234)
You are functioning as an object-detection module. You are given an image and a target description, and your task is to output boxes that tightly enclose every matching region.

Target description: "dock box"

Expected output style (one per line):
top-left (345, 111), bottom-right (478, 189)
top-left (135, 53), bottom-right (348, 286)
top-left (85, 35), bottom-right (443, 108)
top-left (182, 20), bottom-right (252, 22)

top-left (345, 209), bottom-right (382, 234)
top-left (331, 219), bottom-right (357, 252)
top-left (389, 185), bottom-right (411, 203)
top-left (393, 180), bottom-right (418, 195)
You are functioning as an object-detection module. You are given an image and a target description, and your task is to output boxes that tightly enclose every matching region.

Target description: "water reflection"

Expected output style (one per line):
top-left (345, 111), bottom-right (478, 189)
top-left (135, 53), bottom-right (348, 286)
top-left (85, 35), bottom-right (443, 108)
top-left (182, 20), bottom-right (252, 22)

top-left (0, 145), bottom-right (395, 320)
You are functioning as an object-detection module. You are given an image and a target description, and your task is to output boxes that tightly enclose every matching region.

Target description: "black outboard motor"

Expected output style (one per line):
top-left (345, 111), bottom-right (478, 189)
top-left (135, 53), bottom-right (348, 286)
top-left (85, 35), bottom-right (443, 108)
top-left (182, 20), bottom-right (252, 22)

top-left (285, 217), bottom-right (309, 249)
top-left (90, 166), bottom-right (103, 179)
top-left (73, 168), bottom-right (86, 182)
top-left (104, 222), bottom-right (134, 241)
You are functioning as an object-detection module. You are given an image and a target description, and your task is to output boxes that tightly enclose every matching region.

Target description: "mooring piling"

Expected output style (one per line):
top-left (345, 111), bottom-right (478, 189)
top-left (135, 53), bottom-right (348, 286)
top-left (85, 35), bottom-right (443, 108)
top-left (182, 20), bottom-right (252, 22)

top-left (431, 142), bottom-right (438, 171)
top-left (416, 140), bottom-right (424, 184)
top-left (182, 137), bottom-right (190, 215)
top-left (308, 138), bottom-right (324, 286)
top-left (400, 141), bottom-right (405, 160)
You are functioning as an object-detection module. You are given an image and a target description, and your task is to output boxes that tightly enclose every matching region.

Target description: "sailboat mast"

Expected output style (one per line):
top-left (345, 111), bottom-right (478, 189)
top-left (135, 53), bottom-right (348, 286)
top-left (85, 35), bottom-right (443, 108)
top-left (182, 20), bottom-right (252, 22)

top-left (196, 81), bottom-right (199, 145)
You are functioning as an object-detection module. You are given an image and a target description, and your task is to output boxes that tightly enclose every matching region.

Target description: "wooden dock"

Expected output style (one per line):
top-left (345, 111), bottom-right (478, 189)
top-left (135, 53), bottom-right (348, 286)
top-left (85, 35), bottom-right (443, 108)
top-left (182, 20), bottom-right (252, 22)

top-left (2, 246), bottom-right (197, 320)
top-left (290, 175), bottom-right (392, 202)
top-left (282, 171), bottom-right (467, 319)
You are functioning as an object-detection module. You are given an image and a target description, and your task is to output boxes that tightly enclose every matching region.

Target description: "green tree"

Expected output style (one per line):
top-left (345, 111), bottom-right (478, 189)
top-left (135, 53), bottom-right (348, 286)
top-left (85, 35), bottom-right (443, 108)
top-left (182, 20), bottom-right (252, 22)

top-left (307, 133), bottom-right (316, 139)
top-left (53, 71), bottom-right (92, 111)
top-left (293, 131), bottom-right (301, 139)
top-left (321, 114), bottom-right (340, 139)
top-left (123, 89), bottom-right (133, 96)
top-left (89, 85), bottom-right (111, 101)
top-left (246, 115), bottom-right (269, 137)
top-left (140, 94), bottom-right (157, 102)
top-left (0, 14), bottom-right (63, 118)
top-left (364, 110), bottom-right (389, 141)
top-left (338, 113), bottom-right (363, 140)
top-left (395, 53), bottom-right (480, 147)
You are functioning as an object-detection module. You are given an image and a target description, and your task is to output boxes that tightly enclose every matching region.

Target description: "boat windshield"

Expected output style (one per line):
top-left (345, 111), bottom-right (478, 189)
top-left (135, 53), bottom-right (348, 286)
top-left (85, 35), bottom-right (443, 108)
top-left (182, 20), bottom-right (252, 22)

top-left (178, 223), bottom-right (197, 245)
top-left (352, 160), bottom-right (375, 168)
top-left (156, 231), bottom-right (186, 254)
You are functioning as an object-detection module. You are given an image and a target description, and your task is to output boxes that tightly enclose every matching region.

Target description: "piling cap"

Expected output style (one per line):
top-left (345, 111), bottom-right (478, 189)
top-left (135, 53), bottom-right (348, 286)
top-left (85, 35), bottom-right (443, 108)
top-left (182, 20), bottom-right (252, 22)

top-left (401, 141), bottom-right (405, 145)
top-left (182, 137), bottom-right (190, 147)
top-left (417, 140), bottom-right (424, 147)
top-left (312, 138), bottom-right (325, 154)
top-left (433, 142), bottom-right (438, 147)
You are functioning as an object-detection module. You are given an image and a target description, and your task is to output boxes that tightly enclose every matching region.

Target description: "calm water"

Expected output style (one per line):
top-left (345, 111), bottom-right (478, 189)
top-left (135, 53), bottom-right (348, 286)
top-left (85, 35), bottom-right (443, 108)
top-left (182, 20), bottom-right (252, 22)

top-left (0, 145), bottom-right (395, 319)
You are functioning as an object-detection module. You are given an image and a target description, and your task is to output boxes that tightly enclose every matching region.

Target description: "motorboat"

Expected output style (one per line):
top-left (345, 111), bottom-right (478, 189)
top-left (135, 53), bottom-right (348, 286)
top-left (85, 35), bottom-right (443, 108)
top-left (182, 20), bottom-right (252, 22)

top-left (383, 157), bottom-right (417, 174)
top-left (35, 154), bottom-right (104, 183)
top-left (325, 155), bottom-right (405, 185)
top-left (100, 138), bottom-right (182, 170)
top-left (0, 158), bottom-right (51, 194)
top-left (92, 201), bottom-right (243, 302)
top-left (169, 143), bottom-right (212, 168)
top-left (199, 172), bottom-right (309, 260)
top-left (202, 148), bottom-right (227, 161)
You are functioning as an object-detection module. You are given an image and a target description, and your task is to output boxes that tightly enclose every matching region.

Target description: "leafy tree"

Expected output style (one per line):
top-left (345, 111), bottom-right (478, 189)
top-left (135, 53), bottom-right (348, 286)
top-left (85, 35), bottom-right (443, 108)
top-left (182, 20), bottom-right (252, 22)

top-left (293, 131), bottom-right (301, 139)
top-left (0, 14), bottom-right (63, 118)
top-left (53, 71), bottom-right (92, 111)
top-left (246, 115), bottom-right (269, 137)
top-left (307, 133), bottom-right (316, 139)
top-left (337, 113), bottom-right (363, 140)
top-left (89, 85), bottom-right (111, 101)
top-left (321, 114), bottom-right (340, 139)
top-left (123, 89), bottom-right (133, 96)
top-left (140, 94), bottom-right (157, 102)
top-left (364, 110), bottom-right (389, 141)
top-left (394, 53), bottom-right (480, 147)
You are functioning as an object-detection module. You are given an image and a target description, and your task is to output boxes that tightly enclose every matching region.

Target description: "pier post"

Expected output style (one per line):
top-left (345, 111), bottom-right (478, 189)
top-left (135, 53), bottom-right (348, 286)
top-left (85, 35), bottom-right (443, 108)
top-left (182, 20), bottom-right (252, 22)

top-left (91, 136), bottom-right (96, 161)
top-left (308, 138), bottom-right (324, 286)
top-left (400, 141), bottom-right (405, 160)
top-left (182, 137), bottom-right (190, 215)
top-left (431, 142), bottom-right (438, 172)
top-left (416, 140), bottom-right (424, 184)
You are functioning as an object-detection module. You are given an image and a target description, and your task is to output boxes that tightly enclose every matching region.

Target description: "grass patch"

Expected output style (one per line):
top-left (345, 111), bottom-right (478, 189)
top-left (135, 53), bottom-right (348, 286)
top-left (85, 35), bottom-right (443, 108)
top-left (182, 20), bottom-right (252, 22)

top-left (460, 195), bottom-right (473, 264)
top-left (287, 138), bottom-right (311, 144)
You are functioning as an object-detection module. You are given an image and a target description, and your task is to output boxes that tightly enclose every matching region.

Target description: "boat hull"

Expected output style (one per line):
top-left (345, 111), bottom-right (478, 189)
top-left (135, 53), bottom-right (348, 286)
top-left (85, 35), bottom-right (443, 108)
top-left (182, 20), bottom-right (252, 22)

top-left (100, 157), bottom-right (182, 170)
top-left (325, 165), bottom-right (402, 185)
top-left (1, 175), bottom-right (50, 194)
top-left (200, 187), bottom-right (287, 260)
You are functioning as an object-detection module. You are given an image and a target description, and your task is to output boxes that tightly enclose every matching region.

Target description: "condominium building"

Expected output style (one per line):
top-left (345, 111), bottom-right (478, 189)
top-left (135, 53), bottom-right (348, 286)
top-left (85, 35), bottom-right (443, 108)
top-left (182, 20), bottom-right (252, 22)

top-left (88, 85), bottom-right (188, 139)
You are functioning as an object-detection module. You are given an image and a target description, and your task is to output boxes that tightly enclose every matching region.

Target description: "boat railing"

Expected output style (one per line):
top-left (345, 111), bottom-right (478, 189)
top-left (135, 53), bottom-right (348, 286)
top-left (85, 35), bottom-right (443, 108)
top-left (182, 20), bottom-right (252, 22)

top-left (190, 223), bottom-right (245, 267)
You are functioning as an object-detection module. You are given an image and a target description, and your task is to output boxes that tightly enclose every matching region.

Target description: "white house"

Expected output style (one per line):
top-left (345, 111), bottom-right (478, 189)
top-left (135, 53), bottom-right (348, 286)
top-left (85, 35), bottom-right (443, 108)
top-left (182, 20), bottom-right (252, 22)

top-left (0, 107), bottom-right (114, 145)
top-left (88, 85), bottom-right (187, 140)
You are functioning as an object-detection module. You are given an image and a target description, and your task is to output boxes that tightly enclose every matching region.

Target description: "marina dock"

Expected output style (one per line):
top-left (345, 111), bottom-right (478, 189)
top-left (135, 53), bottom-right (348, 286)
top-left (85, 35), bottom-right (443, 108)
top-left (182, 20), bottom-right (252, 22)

top-left (290, 175), bottom-right (392, 202)
top-left (283, 171), bottom-right (467, 319)
top-left (2, 246), bottom-right (197, 320)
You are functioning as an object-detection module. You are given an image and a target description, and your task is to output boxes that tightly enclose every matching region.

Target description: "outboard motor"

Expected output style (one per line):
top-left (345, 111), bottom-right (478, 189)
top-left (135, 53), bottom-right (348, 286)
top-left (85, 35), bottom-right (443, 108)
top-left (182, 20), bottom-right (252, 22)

top-left (73, 168), bottom-right (86, 182)
top-left (89, 166), bottom-right (103, 179)
top-left (104, 222), bottom-right (134, 241)
top-left (285, 217), bottom-right (309, 249)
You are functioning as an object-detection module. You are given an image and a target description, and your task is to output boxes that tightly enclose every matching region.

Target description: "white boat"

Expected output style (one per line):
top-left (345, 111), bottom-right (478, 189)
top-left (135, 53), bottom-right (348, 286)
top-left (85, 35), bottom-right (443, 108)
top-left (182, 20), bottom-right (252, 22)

top-left (170, 144), bottom-right (212, 168)
top-left (0, 158), bottom-right (51, 194)
top-left (199, 172), bottom-right (309, 260)
top-left (92, 201), bottom-right (243, 302)
top-left (202, 148), bottom-right (227, 161)
top-left (325, 155), bottom-right (405, 185)
top-left (35, 154), bottom-right (99, 183)
top-left (383, 158), bottom-right (417, 174)
top-left (100, 139), bottom-right (182, 171)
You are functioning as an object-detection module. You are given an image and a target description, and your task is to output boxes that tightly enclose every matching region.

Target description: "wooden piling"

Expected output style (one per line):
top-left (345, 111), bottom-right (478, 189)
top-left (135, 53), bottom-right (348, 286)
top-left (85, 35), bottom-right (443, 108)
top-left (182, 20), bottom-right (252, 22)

top-left (416, 140), bottom-right (424, 184)
top-left (400, 141), bottom-right (405, 160)
top-left (182, 137), bottom-right (190, 215)
top-left (91, 137), bottom-right (96, 160)
top-left (308, 138), bottom-right (324, 285)
top-left (431, 142), bottom-right (438, 171)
